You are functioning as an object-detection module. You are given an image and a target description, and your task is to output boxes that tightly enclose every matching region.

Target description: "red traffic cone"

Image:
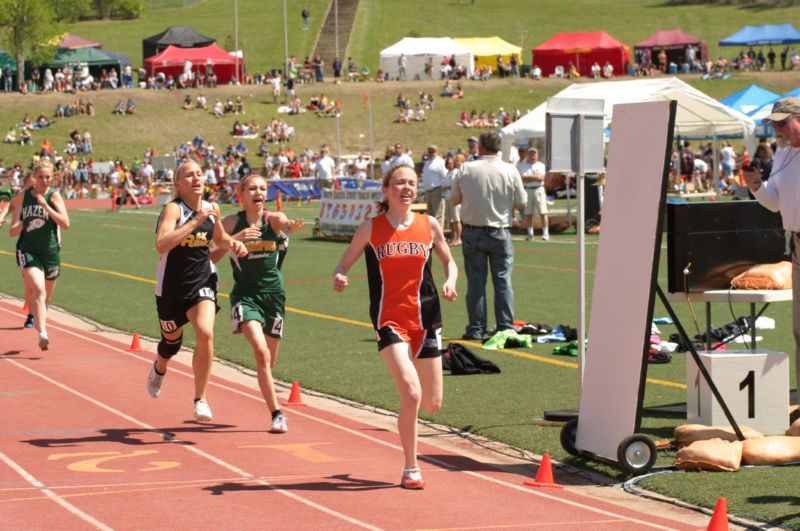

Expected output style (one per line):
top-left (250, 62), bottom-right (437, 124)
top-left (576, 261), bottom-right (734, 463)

top-left (282, 381), bottom-right (308, 407)
top-left (523, 454), bottom-right (563, 489)
top-left (705, 497), bottom-right (729, 531)
top-left (128, 333), bottom-right (143, 352)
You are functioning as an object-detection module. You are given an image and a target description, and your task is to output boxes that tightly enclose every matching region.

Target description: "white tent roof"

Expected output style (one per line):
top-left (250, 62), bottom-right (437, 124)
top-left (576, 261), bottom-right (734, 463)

top-left (379, 37), bottom-right (474, 79)
top-left (380, 37), bottom-right (472, 58)
top-left (500, 77), bottom-right (756, 156)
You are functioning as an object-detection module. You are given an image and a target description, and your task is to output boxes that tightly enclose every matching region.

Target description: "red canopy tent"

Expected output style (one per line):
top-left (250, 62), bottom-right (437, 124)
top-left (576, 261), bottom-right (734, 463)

top-left (532, 31), bottom-right (630, 77)
top-left (58, 34), bottom-right (101, 50)
top-left (144, 43), bottom-right (243, 84)
top-left (634, 29), bottom-right (707, 70)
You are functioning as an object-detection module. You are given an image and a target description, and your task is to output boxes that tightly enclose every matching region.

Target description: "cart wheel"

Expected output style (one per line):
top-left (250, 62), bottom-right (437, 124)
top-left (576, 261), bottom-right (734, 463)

top-left (560, 418), bottom-right (580, 456)
top-left (616, 434), bottom-right (657, 475)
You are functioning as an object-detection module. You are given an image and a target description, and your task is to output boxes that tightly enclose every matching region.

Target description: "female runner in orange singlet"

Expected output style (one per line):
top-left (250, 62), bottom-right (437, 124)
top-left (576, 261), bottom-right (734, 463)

top-left (333, 164), bottom-right (458, 489)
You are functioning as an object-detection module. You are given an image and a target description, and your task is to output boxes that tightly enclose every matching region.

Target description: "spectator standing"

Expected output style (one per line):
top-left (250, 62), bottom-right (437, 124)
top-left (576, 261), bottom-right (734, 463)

top-left (421, 145), bottom-right (447, 227)
top-left (389, 143), bottom-right (414, 168)
top-left (444, 154), bottom-right (465, 246)
top-left (742, 97), bottom-right (800, 405)
top-left (452, 132), bottom-right (526, 340)
top-left (302, 7), bottom-right (310, 30)
top-left (314, 146), bottom-right (337, 187)
top-left (517, 147), bottom-right (549, 241)
top-left (466, 136), bottom-right (480, 161)
top-left (720, 141), bottom-right (736, 189)
top-left (398, 54), bottom-right (408, 81)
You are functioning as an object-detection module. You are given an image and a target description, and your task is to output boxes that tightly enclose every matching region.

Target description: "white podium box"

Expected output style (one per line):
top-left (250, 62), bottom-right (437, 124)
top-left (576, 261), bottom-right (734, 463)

top-left (686, 349), bottom-right (789, 435)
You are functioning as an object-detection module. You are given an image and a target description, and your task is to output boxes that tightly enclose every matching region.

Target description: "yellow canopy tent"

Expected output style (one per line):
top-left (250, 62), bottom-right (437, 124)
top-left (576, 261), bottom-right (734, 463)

top-left (454, 36), bottom-right (522, 73)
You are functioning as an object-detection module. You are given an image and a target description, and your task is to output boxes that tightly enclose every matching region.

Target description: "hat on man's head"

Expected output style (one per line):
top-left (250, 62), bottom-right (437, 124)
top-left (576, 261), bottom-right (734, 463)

top-left (467, 136), bottom-right (478, 144)
top-left (428, 144), bottom-right (438, 152)
top-left (526, 147), bottom-right (538, 154)
top-left (763, 97), bottom-right (800, 123)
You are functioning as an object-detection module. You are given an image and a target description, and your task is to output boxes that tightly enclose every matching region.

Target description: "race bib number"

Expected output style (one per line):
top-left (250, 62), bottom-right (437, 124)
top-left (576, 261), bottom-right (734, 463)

top-left (271, 315), bottom-right (284, 337)
top-left (198, 287), bottom-right (216, 301)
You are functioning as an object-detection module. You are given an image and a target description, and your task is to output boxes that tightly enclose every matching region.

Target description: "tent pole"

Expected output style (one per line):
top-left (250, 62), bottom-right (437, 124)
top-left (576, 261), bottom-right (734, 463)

top-left (282, 0), bottom-right (290, 80)
top-left (234, 0), bottom-right (240, 83)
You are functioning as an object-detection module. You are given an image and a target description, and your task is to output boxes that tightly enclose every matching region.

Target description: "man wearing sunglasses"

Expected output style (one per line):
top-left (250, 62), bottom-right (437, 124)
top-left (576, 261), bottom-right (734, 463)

top-left (743, 97), bottom-right (800, 408)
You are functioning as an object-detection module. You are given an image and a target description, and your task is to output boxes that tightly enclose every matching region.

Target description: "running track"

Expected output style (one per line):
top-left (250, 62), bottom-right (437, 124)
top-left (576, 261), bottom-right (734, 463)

top-left (0, 299), bottom-right (710, 530)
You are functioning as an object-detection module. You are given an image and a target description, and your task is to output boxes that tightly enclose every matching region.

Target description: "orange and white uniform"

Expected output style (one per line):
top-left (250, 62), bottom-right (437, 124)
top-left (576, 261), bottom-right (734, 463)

top-left (365, 213), bottom-right (442, 358)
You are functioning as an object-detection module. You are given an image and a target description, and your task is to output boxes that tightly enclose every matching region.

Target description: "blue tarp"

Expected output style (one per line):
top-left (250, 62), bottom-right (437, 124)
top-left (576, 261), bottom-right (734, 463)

top-left (720, 84), bottom-right (780, 115)
top-left (719, 24), bottom-right (800, 46)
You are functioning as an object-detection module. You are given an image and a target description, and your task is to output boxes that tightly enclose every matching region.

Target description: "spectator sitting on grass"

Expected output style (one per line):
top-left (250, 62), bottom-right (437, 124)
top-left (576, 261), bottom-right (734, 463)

top-left (113, 100), bottom-right (125, 115)
top-left (213, 99), bottom-right (224, 117)
top-left (126, 99), bottom-right (137, 115)
top-left (182, 94), bottom-right (193, 110)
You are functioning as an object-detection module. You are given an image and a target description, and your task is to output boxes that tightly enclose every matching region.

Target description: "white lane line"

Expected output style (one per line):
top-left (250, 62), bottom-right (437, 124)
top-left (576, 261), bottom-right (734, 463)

top-left (2, 305), bottom-right (678, 529)
top-left (0, 449), bottom-right (114, 531)
top-left (0, 358), bottom-right (378, 529)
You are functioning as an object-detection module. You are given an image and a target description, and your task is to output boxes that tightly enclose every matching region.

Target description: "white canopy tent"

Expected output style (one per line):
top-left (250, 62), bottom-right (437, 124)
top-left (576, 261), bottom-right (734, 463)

top-left (500, 77), bottom-right (756, 160)
top-left (379, 37), bottom-right (474, 80)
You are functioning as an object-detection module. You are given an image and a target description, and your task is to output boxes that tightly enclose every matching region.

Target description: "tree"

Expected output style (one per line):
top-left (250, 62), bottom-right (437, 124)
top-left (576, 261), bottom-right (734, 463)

top-left (0, 0), bottom-right (61, 89)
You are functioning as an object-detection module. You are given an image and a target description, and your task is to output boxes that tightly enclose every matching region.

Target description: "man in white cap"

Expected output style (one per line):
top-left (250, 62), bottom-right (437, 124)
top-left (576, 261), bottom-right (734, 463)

top-left (743, 96), bottom-right (800, 406)
top-left (422, 144), bottom-right (447, 226)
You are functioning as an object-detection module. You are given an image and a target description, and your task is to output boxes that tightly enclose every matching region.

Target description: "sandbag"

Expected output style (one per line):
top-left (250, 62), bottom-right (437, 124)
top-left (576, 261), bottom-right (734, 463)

top-left (742, 436), bottom-right (800, 465)
top-left (787, 417), bottom-right (800, 437)
top-left (674, 424), bottom-right (763, 447)
top-left (675, 438), bottom-right (742, 472)
top-left (730, 261), bottom-right (792, 290)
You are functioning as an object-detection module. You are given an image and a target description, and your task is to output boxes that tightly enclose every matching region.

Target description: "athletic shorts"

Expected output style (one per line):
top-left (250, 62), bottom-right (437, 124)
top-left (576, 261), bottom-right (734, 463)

top-left (375, 324), bottom-right (442, 359)
top-left (16, 249), bottom-right (60, 280)
top-left (155, 273), bottom-right (219, 334)
top-left (523, 187), bottom-right (548, 216)
top-left (230, 291), bottom-right (285, 338)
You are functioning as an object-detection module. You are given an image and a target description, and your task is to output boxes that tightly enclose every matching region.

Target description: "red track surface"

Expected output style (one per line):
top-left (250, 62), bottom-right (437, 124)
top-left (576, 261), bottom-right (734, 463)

top-left (0, 300), bottom-right (705, 530)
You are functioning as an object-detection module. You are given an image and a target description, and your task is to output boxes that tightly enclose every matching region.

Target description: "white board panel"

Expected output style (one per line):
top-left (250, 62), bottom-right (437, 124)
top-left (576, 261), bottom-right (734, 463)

top-left (575, 100), bottom-right (674, 461)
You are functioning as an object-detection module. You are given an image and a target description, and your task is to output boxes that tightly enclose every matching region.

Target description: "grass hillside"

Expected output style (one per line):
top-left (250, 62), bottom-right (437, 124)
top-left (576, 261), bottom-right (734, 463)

top-left (0, 72), bottom-right (797, 169)
top-left (66, 0), bottom-right (800, 72)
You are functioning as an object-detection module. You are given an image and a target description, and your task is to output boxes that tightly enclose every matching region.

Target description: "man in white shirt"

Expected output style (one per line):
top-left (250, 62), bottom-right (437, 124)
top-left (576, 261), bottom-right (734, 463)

top-left (421, 145), bottom-right (447, 226)
top-left (743, 97), bottom-right (800, 405)
top-left (517, 147), bottom-right (549, 240)
top-left (389, 142), bottom-right (414, 168)
top-left (314, 146), bottom-right (337, 188)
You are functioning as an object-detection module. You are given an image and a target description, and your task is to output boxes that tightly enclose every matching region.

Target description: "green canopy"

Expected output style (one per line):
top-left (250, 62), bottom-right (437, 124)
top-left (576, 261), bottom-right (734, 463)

top-left (0, 49), bottom-right (17, 72)
top-left (51, 47), bottom-right (120, 68)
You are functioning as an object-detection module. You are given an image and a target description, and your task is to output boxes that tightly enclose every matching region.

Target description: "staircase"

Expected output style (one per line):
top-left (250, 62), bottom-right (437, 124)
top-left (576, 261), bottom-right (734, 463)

top-left (313, 0), bottom-right (359, 78)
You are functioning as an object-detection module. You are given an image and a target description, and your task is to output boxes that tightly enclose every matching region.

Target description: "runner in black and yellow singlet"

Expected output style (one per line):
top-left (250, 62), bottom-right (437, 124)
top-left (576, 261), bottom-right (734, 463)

top-left (212, 173), bottom-right (304, 434)
top-left (333, 164), bottom-right (457, 489)
top-left (7, 159), bottom-right (70, 351)
top-left (146, 159), bottom-right (248, 423)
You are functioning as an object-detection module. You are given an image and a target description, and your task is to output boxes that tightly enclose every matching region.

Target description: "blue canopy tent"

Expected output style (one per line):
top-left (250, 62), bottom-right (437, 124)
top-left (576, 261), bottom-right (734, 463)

top-left (719, 24), bottom-right (800, 46)
top-left (747, 86), bottom-right (800, 138)
top-left (721, 84), bottom-right (780, 115)
top-left (99, 49), bottom-right (131, 65)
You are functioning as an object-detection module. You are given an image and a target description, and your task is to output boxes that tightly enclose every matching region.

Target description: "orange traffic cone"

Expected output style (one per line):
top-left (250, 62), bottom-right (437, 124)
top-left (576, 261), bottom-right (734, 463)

top-left (706, 497), bottom-right (729, 531)
top-left (276, 190), bottom-right (283, 212)
top-left (128, 333), bottom-right (143, 352)
top-left (22, 301), bottom-right (28, 313)
top-left (523, 454), bottom-right (563, 489)
top-left (282, 381), bottom-right (308, 407)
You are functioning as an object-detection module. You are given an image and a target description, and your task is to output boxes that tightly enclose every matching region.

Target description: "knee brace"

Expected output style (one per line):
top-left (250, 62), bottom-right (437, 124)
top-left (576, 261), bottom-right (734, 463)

top-left (157, 333), bottom-right (183, 359)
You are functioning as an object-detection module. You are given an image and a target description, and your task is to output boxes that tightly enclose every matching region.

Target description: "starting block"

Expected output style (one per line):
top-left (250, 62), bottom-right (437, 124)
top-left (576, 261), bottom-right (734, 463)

top-left (687, 349), bottom-right (789, 435)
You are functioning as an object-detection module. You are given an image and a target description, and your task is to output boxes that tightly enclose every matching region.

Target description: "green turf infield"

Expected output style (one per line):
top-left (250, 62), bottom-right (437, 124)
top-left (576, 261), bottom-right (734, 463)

top-left (1, 199), bottom-right (797, 527)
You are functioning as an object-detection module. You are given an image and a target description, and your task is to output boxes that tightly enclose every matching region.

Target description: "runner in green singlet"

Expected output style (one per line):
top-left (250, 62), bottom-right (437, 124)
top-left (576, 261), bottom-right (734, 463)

top-left (7, 159), bottom-right (70, 350)
top-left (212, 173), bottom-right (304, 434)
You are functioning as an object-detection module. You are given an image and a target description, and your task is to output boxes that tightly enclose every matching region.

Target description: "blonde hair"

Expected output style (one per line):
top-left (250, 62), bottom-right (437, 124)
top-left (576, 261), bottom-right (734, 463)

top-left (378, 163), bottom-right (416, 214)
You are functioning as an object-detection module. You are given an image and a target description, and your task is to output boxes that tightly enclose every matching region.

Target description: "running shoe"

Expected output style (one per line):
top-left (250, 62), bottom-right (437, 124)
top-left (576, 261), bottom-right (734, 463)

top-left (147, 361), bottom-right (164, 398)
top-left (38, 332), bottom-right (49, 351)
top-left (193, 399), bottom-right (213, 422)
top-left (269, 413), bottom-right (288, 434)
top-left (400, 467), bottom-right (425, 490)
top-left (24, 314), bottom-right (34, 328)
